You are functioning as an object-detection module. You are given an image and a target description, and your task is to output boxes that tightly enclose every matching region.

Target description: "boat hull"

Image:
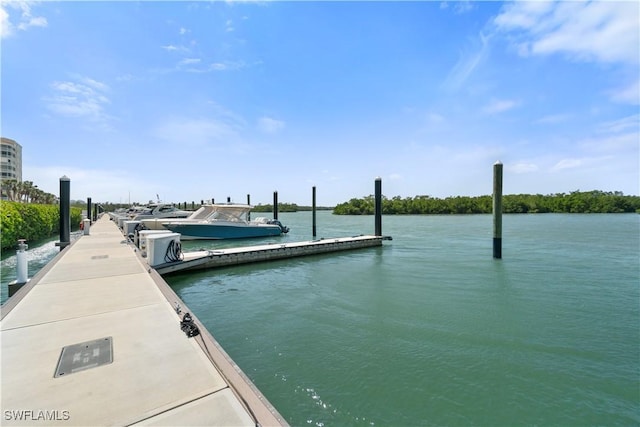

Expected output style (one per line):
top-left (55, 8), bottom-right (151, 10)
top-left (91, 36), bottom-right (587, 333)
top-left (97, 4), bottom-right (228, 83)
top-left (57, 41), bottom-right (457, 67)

top-left (164, 223), bottom-right (284, 240)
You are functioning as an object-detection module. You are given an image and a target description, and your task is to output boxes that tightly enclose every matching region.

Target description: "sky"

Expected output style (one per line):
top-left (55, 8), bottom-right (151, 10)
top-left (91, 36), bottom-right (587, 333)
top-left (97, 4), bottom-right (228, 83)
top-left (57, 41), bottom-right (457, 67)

top-left (1, 0), bottom-right (638, 206)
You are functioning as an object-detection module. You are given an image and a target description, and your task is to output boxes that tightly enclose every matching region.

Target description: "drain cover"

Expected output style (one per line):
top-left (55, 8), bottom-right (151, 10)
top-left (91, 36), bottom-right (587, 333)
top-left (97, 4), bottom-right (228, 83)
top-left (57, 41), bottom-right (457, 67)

top-left (54, 337), bottom-right (113, 378)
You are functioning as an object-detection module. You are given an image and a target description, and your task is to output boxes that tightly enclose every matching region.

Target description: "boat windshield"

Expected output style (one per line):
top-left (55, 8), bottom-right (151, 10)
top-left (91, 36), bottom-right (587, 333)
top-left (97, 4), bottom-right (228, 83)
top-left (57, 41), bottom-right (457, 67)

top-left (207, 206), bottom-right (250, 222)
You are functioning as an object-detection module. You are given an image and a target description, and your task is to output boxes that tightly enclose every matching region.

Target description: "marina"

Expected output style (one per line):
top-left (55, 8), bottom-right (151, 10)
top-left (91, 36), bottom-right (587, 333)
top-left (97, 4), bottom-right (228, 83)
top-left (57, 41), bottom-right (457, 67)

top-left (1, 212), bottom-right (638, 425)
top-left (0, 215), bottom-right (287, 426)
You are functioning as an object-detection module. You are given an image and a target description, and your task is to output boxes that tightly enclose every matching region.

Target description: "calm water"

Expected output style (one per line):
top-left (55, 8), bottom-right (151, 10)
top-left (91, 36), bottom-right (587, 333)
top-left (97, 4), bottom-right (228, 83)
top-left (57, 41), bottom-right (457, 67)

top-left (2, 213), bottom-right (638, 425)
top-left (169, 212), bottom-right (639, 426)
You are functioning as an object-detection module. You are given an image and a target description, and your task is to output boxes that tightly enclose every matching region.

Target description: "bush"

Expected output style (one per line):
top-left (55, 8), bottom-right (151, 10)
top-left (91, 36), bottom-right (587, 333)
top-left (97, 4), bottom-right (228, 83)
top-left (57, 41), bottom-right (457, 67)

top-left (0, 201), bottom-right (82, 251)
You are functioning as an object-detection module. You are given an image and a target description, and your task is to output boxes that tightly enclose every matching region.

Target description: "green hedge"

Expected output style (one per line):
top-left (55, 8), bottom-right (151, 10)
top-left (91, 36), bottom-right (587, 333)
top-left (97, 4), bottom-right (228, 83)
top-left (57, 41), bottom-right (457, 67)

top-left (0, 201), bottom-right (82, 251)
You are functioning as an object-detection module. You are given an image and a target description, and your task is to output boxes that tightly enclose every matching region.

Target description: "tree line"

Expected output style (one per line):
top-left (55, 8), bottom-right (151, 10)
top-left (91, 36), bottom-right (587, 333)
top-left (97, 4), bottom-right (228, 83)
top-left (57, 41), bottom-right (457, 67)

top-left (252, 203), bottom-right (333, 213)
top-left (333, 191), bottom-right (640, 215)
top-left (1, 179), bottom-right (57, 204)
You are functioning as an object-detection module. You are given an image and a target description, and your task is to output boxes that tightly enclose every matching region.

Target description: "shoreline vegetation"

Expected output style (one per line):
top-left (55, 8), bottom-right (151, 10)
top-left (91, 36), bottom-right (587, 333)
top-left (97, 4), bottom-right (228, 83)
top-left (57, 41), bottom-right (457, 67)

top-left (0, 201), bottom-right (82, 252)
top-left (332, 191), bottom-right (640, 215)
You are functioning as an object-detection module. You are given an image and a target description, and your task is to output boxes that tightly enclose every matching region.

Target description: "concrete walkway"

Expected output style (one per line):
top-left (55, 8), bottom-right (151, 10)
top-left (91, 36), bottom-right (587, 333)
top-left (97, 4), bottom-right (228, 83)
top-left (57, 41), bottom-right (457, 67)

top-left (1, 215), bottom-right (287, 426)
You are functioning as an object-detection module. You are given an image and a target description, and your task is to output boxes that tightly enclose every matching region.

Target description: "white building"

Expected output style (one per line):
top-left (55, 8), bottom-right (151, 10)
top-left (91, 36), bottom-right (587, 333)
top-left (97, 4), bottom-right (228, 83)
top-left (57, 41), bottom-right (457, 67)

top-left (1, 137), bottom-right (22, 182)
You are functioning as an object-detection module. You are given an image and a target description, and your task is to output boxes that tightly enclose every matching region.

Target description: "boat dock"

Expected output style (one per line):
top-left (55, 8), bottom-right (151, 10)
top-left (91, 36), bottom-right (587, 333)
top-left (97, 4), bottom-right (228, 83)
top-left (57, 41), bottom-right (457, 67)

top-left (155, 235), bottom-right (391, 276)
top-left (1, 215), bottom-right (288, 426)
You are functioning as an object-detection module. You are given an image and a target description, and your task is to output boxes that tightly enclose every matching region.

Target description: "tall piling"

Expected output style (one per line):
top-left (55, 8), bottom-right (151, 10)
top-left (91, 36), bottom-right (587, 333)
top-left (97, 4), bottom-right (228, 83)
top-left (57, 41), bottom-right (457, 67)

top-left (273, 191), bottom-right (278, 220)
top-left (493, 161), bottom-right (503, 259)
top-left (87, 197), bottom-right (92, 223)
top-left (312, 186), bottom-right (317, 237)
top-left (247, 194), bottom-right (251, 221)
top-left (59, 176), bottom-right (71, 251)
top-left (375, 177), bottom-right (382, 236)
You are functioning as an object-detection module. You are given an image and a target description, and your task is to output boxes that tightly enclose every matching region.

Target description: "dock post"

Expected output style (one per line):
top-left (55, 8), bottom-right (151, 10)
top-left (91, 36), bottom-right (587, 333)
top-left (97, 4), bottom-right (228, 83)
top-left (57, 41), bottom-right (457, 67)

top-left (191, 201), bottom-right (195, 210)
top-left (493, 161), bottom-right (503, 259)
top-left (227, 196), bottom-right (231, 203)
top-left (375, 177), bottom-right (382, 236)
top-left (312, 186), bottom-right (317, 237)
top-left (58, 176), bottom-right (71, 251)
top-left (247, 194), bottom-right (251, 221)
top-left (273, 191), bottom-right (278, 220)
top-left (87, 197), bottom-right (92, 223)
top-left (93, 203), bottom-right (98, 222)
top-left (16, 239), bottom-right (28, 283)
top-left (8, 239), bottom-right (29, 297)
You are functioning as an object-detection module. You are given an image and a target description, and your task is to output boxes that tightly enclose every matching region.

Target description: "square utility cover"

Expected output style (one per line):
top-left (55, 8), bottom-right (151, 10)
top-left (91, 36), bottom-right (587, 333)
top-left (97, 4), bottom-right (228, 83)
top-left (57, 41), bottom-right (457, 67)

top-left (54, 337), bottom-right (113, 378)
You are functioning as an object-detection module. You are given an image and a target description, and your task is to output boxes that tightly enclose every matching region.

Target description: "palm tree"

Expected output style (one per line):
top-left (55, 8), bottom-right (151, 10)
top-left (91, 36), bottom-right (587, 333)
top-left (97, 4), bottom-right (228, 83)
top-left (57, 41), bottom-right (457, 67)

top-left (1, 179), bottom-right (20, 201)
top-left (19, 181), bottom-right (35, 203)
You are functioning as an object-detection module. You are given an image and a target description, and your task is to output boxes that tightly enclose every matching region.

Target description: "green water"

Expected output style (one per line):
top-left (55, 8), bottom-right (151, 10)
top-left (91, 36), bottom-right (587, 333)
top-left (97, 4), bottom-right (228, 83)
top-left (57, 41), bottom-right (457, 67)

top-left (167, 213), bottom-right (639, 426)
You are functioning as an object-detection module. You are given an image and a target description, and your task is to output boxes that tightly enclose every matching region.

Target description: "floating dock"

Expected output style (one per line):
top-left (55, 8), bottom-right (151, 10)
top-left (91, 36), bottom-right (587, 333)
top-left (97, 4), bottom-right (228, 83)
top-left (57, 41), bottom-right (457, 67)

top-left (1, 215), bottom-right (287, 426)
top-left (155, 235), bottom-right (391, 276)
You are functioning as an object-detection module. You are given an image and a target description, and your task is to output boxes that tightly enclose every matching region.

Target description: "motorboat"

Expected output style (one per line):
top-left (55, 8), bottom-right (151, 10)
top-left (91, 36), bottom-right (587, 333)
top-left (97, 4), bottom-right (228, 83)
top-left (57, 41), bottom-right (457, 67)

top-left (162, 204), bottom-right (289, 240)
top-left (130, 203), bottom-right (191, 221)
top-left (140, 204), bottom-right (218, 230)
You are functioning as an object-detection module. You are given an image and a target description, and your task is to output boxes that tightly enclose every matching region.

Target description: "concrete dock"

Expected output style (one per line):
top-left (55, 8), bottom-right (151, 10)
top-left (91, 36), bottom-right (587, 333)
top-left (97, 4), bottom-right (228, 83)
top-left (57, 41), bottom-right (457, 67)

top-left (1, 215), bottom-right (287, 426)
top-left (155, 235), bottom-right (390, 276)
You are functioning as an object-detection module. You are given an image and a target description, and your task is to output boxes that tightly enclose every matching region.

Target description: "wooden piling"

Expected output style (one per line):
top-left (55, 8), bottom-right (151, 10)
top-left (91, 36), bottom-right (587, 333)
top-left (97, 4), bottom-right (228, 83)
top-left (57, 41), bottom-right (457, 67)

top-left (312, 186), bottom-right (317, 237)
top-left (493, 161), bottom-right (503, 259)
top-left (87, 197), bottom-right (92, 223)
top-left (273, 191), bottom-right (278, 220)
top-left (247, 194), bottom-right (251, 221)
top-left (375, 177), bottom-right (382, 236)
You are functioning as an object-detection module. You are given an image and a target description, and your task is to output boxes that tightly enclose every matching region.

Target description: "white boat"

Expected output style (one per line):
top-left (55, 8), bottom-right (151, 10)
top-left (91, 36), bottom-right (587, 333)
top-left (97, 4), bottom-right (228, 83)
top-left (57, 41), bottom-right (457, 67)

top-left (163, 204), bottom-right (289, 240)
top-left (140, 204), bottom-right (218, 230)
top-left (130, 203), bottom-right (191, 221)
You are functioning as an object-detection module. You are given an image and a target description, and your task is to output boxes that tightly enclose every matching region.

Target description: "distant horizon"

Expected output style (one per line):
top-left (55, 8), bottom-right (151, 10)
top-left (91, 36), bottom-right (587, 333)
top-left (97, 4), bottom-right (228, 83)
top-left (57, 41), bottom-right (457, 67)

top-left (2, 1), bottom-right (638, 205)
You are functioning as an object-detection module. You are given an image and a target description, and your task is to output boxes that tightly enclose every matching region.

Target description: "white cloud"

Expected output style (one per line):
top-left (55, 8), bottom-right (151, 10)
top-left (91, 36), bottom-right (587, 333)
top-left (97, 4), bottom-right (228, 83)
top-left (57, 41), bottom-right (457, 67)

top-left (209, 60), bottom-right (246, 71)
top-left (597, 114), bottom-right (639, 135)
top-left (508, 162), bottom-right (538, 174)
top-left (552, 158), bottom-right (583, 171)
top-left (1, 1), bottom-right (47, 39)
top-left (482, 99), bottom-right (519, 114)
top-left (439, 1), bottom-right (474, 14)
top-left (155, 117), bottom-right (243, 147)
top-left (43, 76), bottom-right (112, 126)
top-left (443, 32), bottom-right (490, 90)
top-left (179, 57), bottom-right (201, 65)
top-left (258, 117), bottom-right (285, 134)
top-left (494, 1), bottom-right (640, 65)
top-left (608, 79), bottom-right (640, 105)
top-left (0, 6), bottom-right (11, 38)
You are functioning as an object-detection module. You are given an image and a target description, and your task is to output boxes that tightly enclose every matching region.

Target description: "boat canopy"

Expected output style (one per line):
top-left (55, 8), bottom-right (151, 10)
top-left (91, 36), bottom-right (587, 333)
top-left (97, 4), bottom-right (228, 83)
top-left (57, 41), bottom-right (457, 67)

top-left (207, 204), bottom-right (252, 223)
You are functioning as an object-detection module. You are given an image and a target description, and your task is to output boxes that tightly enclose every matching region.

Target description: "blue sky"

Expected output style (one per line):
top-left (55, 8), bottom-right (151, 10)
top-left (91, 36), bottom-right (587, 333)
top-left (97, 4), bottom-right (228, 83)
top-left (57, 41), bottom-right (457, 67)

top-left (2, 1), bottom-right (638, 206)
